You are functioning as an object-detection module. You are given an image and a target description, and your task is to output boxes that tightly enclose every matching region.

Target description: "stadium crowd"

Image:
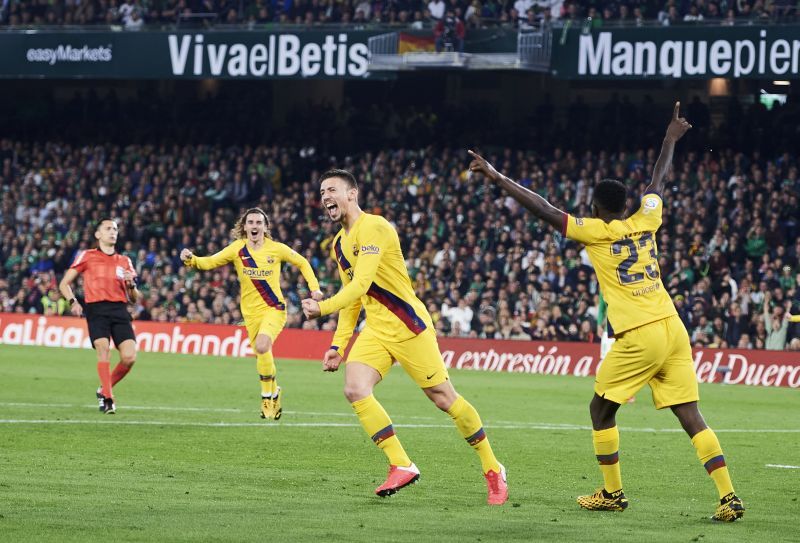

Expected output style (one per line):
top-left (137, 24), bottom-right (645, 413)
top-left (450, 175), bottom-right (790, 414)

top-left (1, 94), bottom-right (799, 351)
top-left (1, 0), bottom-right (796, 28)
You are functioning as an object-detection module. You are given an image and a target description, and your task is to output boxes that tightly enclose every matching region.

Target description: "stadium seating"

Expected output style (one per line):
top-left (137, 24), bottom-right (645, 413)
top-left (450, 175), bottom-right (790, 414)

top-left (1, 0), bottom-right (796, 28)
top-left (1, 94), bottom-right (798, 350)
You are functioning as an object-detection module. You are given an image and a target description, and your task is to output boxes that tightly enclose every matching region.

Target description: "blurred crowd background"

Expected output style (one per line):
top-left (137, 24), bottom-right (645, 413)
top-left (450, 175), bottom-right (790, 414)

top-left (1, 92), bottom-right (799, 351)
top-left (2, 0), bottom-right (797, 29)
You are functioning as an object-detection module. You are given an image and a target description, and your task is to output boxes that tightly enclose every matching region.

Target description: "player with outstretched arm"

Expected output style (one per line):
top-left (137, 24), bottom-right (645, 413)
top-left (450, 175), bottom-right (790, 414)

top-left (467, 103), bottom-right (744, 522)
top-left (181, 207), bottom-right (322, 420)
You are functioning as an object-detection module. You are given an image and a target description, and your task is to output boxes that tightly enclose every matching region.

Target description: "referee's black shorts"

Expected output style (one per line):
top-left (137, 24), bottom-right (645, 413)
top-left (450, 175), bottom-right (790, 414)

top-left (85, 301), bottom-right (136, 347)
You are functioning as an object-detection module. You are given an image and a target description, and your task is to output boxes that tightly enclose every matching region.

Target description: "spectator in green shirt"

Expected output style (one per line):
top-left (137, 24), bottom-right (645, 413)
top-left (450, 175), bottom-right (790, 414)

top-left (745, 225), bottom-right (767, 260)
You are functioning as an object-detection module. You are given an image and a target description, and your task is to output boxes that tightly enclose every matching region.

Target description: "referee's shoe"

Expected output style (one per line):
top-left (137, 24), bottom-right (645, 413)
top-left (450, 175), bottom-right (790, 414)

top-left (101, 397), bottom-right (116, 415)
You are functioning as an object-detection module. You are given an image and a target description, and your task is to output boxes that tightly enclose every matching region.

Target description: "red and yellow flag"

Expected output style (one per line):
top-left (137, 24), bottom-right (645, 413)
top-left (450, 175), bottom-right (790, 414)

top-left (398, 33), bottom-right (436, 54)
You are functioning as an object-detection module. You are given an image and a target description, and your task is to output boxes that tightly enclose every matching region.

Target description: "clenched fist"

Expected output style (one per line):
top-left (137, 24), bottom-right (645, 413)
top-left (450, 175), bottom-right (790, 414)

top-left (302, 298), bottom-right (321, 319)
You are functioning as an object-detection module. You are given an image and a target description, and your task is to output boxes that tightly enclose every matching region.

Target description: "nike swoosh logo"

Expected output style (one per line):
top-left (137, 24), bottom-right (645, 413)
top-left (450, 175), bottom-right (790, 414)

top-left (426, 373), bottom-right (436, 380)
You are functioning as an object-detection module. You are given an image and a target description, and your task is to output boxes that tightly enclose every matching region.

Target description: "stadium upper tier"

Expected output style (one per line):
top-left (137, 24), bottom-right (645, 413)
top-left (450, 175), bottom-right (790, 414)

top-left (1, 0), bottom-right (796, 29)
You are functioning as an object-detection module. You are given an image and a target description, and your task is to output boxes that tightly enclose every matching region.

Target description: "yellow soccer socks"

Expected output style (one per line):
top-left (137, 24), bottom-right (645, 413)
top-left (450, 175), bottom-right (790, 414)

top-left (593, 426), bottom-right (623, 493)
top-left (256, 351), bottom-right (276, 398)
top-left (692, 428), bottom-right (735, 499)
top-left (352, 395), bottom-right (411, 467)
top-left (447, 395), bottom-right (501, 474)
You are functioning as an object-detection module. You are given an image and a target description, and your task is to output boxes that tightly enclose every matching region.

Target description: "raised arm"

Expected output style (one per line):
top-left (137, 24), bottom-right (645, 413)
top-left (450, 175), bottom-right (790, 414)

top-left (467, 150), bottom-right (565, 231)
top-left (645, 101), bottom-right (692, 196)
top-left (763, 292), bottom-right (772, 333)
top-left (181, 243), bottom-right (237, 271)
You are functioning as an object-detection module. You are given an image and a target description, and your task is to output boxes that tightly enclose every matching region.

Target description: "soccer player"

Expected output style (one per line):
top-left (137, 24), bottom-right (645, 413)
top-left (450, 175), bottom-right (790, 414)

top-left (181, 207), bottom-right (322, 420)
top-left (467, 102), bottom-right (744, 521)
top-left (59, 218), bottom-right (140, 415)
top-left (301, 169), bottom-right (508, 505)
top-left (597, 290), bottom-right (614, 361)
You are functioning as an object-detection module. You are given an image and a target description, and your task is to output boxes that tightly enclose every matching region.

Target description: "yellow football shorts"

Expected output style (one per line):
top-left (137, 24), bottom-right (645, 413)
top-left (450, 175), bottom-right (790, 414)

top-left (596, 314), bottom-right (699, 409)
top-left (347, 327), bottom-right (450, 388)
top-left (244, 308), bottom-right (287, 347)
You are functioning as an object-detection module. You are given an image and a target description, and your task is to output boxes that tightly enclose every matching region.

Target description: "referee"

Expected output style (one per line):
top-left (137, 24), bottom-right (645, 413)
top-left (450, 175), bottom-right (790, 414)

top-left (59, 218), bottom-right (141, 414)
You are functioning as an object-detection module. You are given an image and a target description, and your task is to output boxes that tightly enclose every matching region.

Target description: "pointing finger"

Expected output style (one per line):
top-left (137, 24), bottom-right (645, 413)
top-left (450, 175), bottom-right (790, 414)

top-left (467, 149), bottom-right (483, 160)
top-left (673, 101), bottom-right (680, 119)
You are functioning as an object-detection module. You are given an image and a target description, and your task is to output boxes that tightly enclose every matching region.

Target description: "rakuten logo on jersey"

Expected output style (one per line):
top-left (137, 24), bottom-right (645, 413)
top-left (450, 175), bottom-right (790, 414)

top-left (167, 34), bottom-right (369, 78)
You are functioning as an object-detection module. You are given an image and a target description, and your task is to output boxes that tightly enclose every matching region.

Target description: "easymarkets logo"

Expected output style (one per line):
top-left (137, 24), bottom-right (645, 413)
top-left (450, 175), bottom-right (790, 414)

top-left (578, 29), bottom-right (800, 78)
top-left (26, 44), bottom-right (113, 65)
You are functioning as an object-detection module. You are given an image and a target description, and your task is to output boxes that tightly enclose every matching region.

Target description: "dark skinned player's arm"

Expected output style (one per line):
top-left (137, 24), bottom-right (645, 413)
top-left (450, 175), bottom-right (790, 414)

top-left (644, 101), bottom-right (692, 196)
top-left (644, 137), bottom-right (677, 196)
top-left (493, 174), bottom-right (565, 231)
top-left (467, 150), bottom-right (564, 231)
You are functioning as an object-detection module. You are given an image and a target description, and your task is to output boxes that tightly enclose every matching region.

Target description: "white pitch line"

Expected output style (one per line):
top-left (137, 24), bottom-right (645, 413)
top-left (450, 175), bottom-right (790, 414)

top-left (765, 464), bottom-right (800, 469)
top-left (0, 402), bottom-right (436, 419)
top-left (0, 419), bottom-right (572, 429)
top-left (2, 403), bottom-right (799, 433)
top-left (0, 418), bottom-right (799, 433)
top-left (1, 402), bottom-right (81, 408)
top-left (0, 419), bottom-right (361, 428)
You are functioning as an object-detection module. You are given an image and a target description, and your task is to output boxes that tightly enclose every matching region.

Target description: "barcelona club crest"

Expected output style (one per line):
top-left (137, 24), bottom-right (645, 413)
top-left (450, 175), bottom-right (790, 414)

top-left (266, 256), bottom-right (275, 264)
top-left (352, 245), bottom-right (359, 256)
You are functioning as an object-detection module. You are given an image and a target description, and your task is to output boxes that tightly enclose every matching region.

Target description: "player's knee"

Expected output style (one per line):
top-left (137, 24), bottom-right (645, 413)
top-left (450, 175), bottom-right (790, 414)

top-left (589, 408), bottom-right (602, 428)
top-left (254, 336), bottom-right (272, 355)
top-left (588, 397), bottom-right (600, 419)
top-left (672, 402), bottom-right (706, 435)
top-left (427, 389), bottom-right (455, 411)
top-left (343, 383), bottom-right (371, 403)
top-left (121, 352), bottom-right (136, 366)
top-left (589, 396), bottom-right (614, 428)
top-left (431, 394), bottom-right (453, 411)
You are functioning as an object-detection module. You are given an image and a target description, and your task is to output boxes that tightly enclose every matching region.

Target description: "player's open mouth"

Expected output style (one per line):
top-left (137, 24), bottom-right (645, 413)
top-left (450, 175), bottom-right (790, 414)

top-left (326, 203), bottom-right (338, 213)
top-left (250, 229), bottom-right (258, 236)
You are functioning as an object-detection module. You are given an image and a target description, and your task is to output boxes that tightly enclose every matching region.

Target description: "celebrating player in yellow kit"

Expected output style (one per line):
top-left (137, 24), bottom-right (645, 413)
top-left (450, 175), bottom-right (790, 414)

top-left (301, 169), bottom-right (508, 505)
top-left (181, 208), bottom-right (322, 420)
top-left (468, 103), bottom-right (744, 522)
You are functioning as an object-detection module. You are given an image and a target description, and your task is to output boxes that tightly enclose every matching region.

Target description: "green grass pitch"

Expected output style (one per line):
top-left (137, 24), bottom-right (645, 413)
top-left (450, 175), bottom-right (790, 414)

top-left (1, 344), bottom-right (798, 542)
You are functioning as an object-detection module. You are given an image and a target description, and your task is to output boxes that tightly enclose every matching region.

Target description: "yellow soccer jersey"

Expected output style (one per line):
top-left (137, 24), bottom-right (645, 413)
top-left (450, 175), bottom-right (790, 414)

top-left (318, 212), bottom-right (433, 348)
top-left (188, 238), bottom-right (319, 319)
top-left (564, 193), bottom-right (676, 335)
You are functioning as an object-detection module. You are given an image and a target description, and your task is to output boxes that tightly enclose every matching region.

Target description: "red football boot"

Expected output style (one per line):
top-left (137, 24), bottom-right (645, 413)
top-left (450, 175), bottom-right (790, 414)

top-left (485, 464), bottom-right (508, 505)
top-left (374, 463), bottom-right (420, 497)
